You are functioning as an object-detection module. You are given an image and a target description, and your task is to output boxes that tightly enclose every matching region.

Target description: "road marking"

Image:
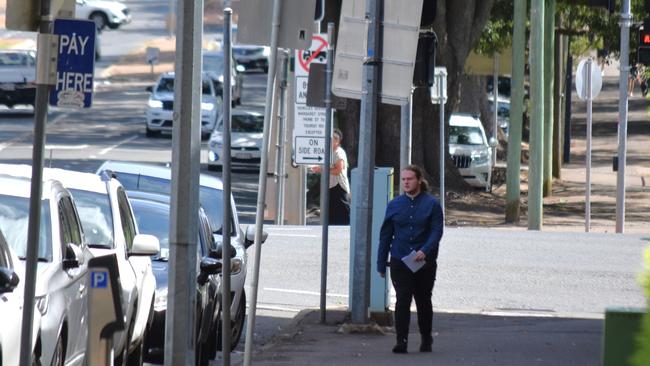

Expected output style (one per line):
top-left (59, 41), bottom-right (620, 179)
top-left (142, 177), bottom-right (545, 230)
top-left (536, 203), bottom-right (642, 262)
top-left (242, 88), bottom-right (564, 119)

top-left (251, 304), bottom-right (301, 313)
top-left (45, 144), bottom-right (89, 150)
top-left (0, 113), bottom-right (67, 152)
top-left (99, 135), bottom-right (138, 155)
top-left (263, 287), bottom-right (348, 298)
top-left (267, 233), bottom-right (319, 238)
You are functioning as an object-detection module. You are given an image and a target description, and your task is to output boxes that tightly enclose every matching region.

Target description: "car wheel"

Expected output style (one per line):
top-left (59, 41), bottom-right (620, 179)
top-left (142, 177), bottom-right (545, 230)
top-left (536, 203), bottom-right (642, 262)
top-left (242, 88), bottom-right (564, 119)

top-left (230, 291), bottom-right (247, 348)
top-left (145, 127), bottom-right (159, 138)
top-left (207, 164), bottom-right (222, 172)
top-left (51, 335), bottom-right (64, 366)
top-left (262, 66), bottom-right (269, 73)
top-left (107, 22), bottom-right (120, 30)
top-left (126, 340), bottom-right (143, 366)
top-left (89, 12), bottom-right (108, 30)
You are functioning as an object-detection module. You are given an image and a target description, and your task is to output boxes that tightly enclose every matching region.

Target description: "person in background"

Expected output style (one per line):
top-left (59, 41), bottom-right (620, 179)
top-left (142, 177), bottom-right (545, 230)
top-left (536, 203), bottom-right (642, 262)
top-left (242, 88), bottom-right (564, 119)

top-left (311, 129), bottom-right (351, 225)
top-left (377, 164), bottom-right (444, 354)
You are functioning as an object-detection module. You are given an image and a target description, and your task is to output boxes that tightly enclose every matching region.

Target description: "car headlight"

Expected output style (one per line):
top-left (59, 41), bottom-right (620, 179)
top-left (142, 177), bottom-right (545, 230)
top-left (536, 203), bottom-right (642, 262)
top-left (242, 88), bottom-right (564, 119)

top-left (471, 151), bottom-right (489, 165)
top-left (218, 75), bottom-right (224, 83)
top-left (262, 47), bottom-right (270, 57)
top-left (36, 295), bottom-right (49, 315)
top-left (148, 99), bottom-right (163, 109)
top-left (201, 102), bottom-right (215, 111)
top-left (154, 288), bottom-right (168, 311)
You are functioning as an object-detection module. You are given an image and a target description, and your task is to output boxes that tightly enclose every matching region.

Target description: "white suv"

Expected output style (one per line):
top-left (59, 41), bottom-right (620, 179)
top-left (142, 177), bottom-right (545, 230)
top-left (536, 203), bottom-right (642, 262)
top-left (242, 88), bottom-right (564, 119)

top-left (448, 113), bottom-right (497, 191)
top-left (145, 72), bottom-right (222, 138)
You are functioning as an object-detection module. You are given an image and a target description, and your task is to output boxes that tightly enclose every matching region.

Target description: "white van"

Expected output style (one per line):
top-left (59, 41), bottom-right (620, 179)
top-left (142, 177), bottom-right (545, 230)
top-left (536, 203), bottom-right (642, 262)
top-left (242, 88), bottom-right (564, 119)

top-left (448, 113), bottom-right (497, 191)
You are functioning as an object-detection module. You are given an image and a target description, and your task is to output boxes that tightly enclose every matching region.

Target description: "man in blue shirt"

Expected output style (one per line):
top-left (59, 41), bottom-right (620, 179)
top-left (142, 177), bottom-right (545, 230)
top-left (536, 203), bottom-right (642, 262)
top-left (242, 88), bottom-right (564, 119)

top-left (377, 165), bottom-right (443, 353)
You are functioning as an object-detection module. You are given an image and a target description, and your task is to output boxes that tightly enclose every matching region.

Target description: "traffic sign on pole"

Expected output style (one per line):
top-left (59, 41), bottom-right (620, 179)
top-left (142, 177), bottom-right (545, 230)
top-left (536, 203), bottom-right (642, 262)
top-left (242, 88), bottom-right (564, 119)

top-left (293, 33), bottom-right (328, 165)
top-left (49, 18), bottom-right (96, 108)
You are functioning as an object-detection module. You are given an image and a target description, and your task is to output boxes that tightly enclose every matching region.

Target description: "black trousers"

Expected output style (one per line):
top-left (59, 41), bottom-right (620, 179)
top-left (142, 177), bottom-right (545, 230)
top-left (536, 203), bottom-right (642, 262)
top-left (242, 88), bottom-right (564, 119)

top-left (328, 184), bottom-right (350, 225)
top-left (389, 256), bottom-right (437, 342)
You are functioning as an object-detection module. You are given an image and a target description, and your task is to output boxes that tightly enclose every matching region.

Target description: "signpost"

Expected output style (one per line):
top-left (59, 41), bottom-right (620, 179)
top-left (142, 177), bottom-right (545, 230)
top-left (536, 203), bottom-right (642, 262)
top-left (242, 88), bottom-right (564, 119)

top-left (575, 58), bottom-right (603, 232)
top-left (293, 33), bottom-right (329, 165)
top-left (49, 18), bottom-right (96, 108)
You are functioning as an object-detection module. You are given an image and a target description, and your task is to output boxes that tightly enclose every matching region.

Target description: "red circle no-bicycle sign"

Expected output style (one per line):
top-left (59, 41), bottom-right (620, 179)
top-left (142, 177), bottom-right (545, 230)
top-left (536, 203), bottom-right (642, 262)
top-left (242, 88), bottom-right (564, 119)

top-left (298, 35), bottom-right (328, 75)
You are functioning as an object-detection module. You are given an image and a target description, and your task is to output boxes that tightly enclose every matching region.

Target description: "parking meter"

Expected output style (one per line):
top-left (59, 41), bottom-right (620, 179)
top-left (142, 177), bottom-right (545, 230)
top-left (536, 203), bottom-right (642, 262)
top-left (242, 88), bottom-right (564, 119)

top-left (87, 254), bottom-right (125, 366)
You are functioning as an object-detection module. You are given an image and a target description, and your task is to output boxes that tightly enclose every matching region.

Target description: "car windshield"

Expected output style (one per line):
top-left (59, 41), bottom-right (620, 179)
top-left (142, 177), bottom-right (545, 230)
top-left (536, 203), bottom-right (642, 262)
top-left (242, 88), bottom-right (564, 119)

top-left (69, 189), bottom-right (114, 248)
top-left (222, 114), bottom-right (264, 133)
top-left (0, 195), bottom-right (52, 261)
top-left (112, 172), bottom-right (234, 235)
top-left (203, 54), bottom-right (224, 73)
top-left (449, 126), bottom-right (486, 145)
top-left (156, 77), bottom-right (212, 95)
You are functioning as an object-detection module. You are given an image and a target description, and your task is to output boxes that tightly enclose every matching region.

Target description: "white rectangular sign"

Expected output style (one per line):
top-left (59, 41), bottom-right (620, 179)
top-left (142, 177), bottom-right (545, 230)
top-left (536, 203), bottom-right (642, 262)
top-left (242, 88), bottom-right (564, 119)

top-left (293, 33), bottom-right (328, 165)
top-left (294, 136), bottom-right (326, 164)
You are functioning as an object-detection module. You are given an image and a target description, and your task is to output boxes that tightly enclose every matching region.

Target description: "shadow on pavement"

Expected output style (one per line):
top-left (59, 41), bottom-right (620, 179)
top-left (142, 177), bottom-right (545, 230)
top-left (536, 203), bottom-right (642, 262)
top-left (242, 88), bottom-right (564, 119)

top-left (251, 309), bottom-right (602, 366)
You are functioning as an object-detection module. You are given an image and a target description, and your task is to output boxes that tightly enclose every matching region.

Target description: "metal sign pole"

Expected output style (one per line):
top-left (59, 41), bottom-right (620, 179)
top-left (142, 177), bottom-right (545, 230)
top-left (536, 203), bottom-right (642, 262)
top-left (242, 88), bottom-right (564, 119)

top-left (585, 59), bottom-right (592, 233)
top-left (438, 77), bottom-right (445, 213)
top-left (244, 0), bottom-right (283, 363)
top-left (351, 0), bottom-right (381, 325)
top-left (19, 0), bottom-right (53, 364)
top-left (275, 51), bottom-right (289, 225)
top-left (221, 7), bottom-right (233, 364)
top-left (399, 92), bottom-right (412, 194)
top-left (319, 23), bottom-right (335, 324)
top-left (492, 54), bottom-right (499, 167)
top-left (616, 0), bottom-right (632, 233)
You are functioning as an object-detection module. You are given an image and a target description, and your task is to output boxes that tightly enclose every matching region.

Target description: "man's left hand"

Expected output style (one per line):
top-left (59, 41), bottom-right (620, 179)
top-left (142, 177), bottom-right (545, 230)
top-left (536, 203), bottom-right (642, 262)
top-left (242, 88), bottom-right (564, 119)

top-left (414, 250), bottom-right (426, 262)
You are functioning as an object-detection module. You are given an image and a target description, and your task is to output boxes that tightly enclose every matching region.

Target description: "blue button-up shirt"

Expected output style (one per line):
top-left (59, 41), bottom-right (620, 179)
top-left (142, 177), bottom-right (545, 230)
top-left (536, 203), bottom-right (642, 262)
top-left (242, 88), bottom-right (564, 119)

top-left (377, 192), bottom-right (444, 274)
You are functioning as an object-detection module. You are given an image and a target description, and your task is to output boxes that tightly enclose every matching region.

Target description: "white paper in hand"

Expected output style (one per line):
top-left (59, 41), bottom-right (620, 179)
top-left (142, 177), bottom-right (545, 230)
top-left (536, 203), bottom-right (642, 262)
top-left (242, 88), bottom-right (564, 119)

top-left (401, 250), bottom-right (425, 273)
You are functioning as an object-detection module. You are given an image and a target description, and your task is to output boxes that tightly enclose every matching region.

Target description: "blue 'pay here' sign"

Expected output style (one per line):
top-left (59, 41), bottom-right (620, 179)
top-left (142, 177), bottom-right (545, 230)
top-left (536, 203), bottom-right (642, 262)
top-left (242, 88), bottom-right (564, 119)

top-left (49, 19), bottom-right (96, 108)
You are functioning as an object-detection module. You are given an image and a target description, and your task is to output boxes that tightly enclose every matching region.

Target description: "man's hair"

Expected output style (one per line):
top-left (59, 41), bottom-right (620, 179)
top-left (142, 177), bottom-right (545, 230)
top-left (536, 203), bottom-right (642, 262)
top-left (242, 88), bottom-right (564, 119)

top-left (403, 164), bottom-right (429, 192)
top-left (333, 128), bottom-right (342, 141)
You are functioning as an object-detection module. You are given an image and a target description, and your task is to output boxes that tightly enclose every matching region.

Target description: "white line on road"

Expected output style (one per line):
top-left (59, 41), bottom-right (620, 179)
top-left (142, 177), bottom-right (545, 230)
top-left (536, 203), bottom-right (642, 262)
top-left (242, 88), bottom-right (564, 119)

top-left (45, 144), bottom-right (89, 150)
top-left (99, 135), bottom-right (138, 155)
top-left (264, 287), bottom-right (348, 298)
top-left (267, 233), bottom-right (319, 238)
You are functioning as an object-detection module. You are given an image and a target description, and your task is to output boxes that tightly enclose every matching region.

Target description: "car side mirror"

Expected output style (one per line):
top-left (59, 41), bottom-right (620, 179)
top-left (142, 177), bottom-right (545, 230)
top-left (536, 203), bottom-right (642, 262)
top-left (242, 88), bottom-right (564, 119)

top-left (130, 234), bottom-right (160, 256)
top-left (62, 243), bottom-right (82, 270)
top-left (236, 65), bottom-right (245, 73)
top-left (197, 256), bottom-right (222, 285)
top-left (244, 225), bottom-right (268, 249)
top-left (145, 86), bottom-right (153, 93)
top-left (209, 242), bottom-right (236, 259)
top-left (488, 137), bottom-right (498, 148)
top-left (0, 268), bottom-right (19, 294)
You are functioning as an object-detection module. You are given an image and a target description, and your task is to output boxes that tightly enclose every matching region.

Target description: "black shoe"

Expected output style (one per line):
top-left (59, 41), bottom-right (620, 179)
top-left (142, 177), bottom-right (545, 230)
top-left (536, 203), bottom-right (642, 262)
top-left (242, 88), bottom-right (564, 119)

top-left (392, 341), bottom-right (408, 354)
top-left (420, 335), bottom-right (433, 352)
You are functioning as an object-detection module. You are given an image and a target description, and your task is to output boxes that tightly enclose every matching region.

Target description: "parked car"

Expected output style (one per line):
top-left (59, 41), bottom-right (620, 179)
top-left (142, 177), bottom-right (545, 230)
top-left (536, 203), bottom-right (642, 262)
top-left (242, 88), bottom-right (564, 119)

top-left (0, 175), bottom-right (91, 366)
top-left (0, 230), bottom-right (41, 366)
top-left (96, 161), bottom-right (267, 351)
top-left (203, 50), bottom-right (244, 106)
top-left (75, 0), bottom-right (131, 30)
top-left (0, 164), bottom-right (160, 365)
top-left (127, 191), bottom-right (224, 364)
top-left (0, 50), bottom-right (36, 109)
top-left (208, 110), bottom-right (264, 171)
top-left (145, 72), bottom-right (222, 138)
top-left (487, 93), bottom-right (510, 137)
top-left (232, 44), bottom-right (270, 73)
top-left (448, 113), bottom-right (497, 191)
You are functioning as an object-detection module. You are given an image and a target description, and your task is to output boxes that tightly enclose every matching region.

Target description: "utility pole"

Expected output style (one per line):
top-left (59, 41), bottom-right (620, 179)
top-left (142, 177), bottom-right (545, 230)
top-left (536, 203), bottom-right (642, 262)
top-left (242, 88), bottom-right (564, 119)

top-left (563, 38), bottom-right (573, 164)
top-left (552, 14), bottom-right (564, 180)
top-left (19, 0), bottom-right (53, 364)
top-left (166, 0), bottom-right (203, 364)
top-left (351, 0), bottom-right (382, 324)
top-left (616, 0), bottom-right (632, 233)
top-left (543, 0), bottom-right (555, 197)
top-left (505, 0), bottom-right (526, 223)
top-left (529, 0), bottom-right (544, 230)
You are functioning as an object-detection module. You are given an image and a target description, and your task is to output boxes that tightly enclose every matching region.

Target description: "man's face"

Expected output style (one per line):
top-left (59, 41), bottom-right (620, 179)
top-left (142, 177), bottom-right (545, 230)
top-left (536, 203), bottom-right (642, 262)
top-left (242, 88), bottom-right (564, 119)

top-left (332, 136), bottom-right (340, 149)
top-left (401, 169), bottom-right (420, 195)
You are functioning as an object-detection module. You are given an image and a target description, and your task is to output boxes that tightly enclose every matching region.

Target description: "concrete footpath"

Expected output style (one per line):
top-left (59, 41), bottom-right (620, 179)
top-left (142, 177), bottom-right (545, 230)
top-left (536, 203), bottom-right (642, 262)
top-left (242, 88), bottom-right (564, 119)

top-left (245, 309), bottom-right (602, 366)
